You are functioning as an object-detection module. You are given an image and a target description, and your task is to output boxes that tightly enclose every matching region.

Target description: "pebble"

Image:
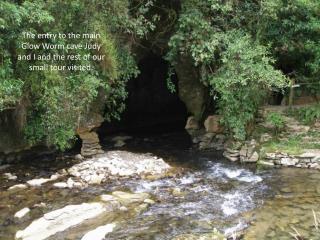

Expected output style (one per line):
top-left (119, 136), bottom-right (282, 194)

top-left (144, 199), bottom-right (156, 205)
top-left (4, 173), bottom-right (17, 180)
top-left (81, 223), bottom-right (116, 240)
top-left (14, 208), bottom-right (30, 219)
top-left (8, 184), bottom-right (28, 191)
top-left (53, 182), bottom-right (68, 188)
top-left (27, 178), bottom-right (52, 187)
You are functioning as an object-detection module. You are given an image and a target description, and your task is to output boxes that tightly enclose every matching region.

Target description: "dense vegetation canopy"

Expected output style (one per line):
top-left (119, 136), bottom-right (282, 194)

top-left (0, 0), bottom-right (319, 149)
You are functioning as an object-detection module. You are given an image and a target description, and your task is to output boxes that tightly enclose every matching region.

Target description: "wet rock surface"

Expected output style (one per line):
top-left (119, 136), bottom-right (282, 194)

top-left (81, 223), bottom-right (116, 240)
top-left (15, 191), bottom-right (151, 240)
top-left (68, 150), bottom-right (171, 184)
top-left (172, 230), bottom-right (226, 240)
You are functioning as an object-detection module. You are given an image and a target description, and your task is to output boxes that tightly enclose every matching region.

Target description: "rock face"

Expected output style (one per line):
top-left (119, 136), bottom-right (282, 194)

top-left (16, 202), bottom-right (107, 240)
top-left (76, 89), bottom-right (106, 158)
top-left (68, 150), bottom-right (171, 184)
top-left (185, 116), bottom-right (200, 131)
top-left (175, 58), bottom-right (208, 121)
top-left (77, 131), bottom-right (104, 157)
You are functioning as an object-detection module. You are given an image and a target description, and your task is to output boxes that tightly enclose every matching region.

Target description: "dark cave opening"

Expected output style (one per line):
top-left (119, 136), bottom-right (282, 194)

top-left (98, 53), bottom-right (188, 137)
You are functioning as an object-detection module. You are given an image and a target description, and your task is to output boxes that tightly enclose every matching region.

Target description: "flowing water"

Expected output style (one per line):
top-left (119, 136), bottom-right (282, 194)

top-left (0, 132), bottom-right (319, 239)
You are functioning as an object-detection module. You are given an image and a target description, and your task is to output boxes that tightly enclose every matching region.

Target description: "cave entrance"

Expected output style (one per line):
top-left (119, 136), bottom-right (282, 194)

top-left (99, 53), bottom-right (188, 136)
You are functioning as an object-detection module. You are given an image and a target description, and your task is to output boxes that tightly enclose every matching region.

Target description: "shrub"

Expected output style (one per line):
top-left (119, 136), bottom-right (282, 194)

top-left (266, 112), bottom-right (285, 135)
top-left (296, 105), bottom-right (320, 125)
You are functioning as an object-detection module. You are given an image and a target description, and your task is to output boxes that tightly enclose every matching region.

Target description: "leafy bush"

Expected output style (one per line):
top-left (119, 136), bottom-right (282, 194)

top-left (266, 112), bottom-right (285, 135)
top-left (166, 0), bottom-right (288, 140)
top-left (0, 0), bottom-right (156, 150)
top-left (296, 105), bottom-right (320, 125)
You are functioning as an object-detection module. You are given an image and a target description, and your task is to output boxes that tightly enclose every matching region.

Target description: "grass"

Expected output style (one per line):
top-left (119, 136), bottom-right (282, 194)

top-left (261, 134), bottom-right (320, 155)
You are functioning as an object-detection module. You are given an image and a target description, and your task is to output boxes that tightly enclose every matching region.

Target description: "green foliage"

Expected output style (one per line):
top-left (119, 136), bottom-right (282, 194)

top-left (0, 58), bottom-right (23, 111)
top-left (262, 133), bottom-right (320, 155)
top-left (294, 105), bottom-right (320, 125)
top-left (266, 112), bottom-right (285, 135)
top-left (258, 0), bottom-right (320, 96)
top-left (0, 0), bottom-right (156, 150)
top-left (166, 0), bottom-right (288, 140)
top-left (1, 0), bottom-right (319, 149)
top-left (166, 66), bottom-right (176, 93)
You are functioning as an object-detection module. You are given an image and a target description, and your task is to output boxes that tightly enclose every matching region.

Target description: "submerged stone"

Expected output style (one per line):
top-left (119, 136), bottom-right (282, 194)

top-left (172, 230), bottom-right (226, 240)
top-left (8, 184), bottom-right (28, 191)
top-left (15, 202), bottom-right (107, 240)
top-left (111, 191), bottom-right (150, 206)
top-left (81, 223), bottom-right (116, 240)
top-left (14, 208), bottom-right (30, 219)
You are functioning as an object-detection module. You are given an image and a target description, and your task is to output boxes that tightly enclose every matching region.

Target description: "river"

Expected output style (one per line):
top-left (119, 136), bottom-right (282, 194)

top-left (0, 132), bottom-right (319, 239)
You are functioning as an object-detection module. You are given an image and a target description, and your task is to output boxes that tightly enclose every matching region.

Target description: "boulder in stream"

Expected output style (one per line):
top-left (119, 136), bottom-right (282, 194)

top-left (68, 150), bottom-right (171, 184)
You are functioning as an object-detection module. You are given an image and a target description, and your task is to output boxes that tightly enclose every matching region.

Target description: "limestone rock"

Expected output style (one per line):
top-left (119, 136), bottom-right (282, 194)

top-left (100, 194), bottom-right (118, 203)
top-left (185, 116), bottom-right (200, 131)
top-left (144, 199), bottom-right (156, 205)
top-left (280, 157), bottom-right (299, 166)
top-left (15, 202), bottom-right (107, 240)
top-left (111, 191), bottom-right (150, 206)
top-left (223, 151), bottom-right (239, 162)
top-left (27, 177), bottom-right (53, 187)
top-left (53, 182), bottom-right (68, 188)
top-left (3, 172), bottom-right (17, 180)
top-left (172, 230), bottom-right (226, 240)
top-left (258, 160), bottom-right (275, 166)
top-left (204, 115), bottom-right (224, 133)
top-left (175, 57), bottom-right (208, 120)
top-left (114, 140), bottom-right (126, 148)
top-left (8, 184), bottom-right (27, 191)
top-left (81, 223), bottom-right (116, 240)
top-left (68, 151), bottom-right (171, 184)
top-left (87, 174), bottom-right (104, 185)
top-left (248, 152), bottom-right (259, 163)
top-left (75, 154), bottom-right (84, 161)
top-left (78, 131), bottom-right (104, 157)
top-left (14, 208), bottom-right (30, 219)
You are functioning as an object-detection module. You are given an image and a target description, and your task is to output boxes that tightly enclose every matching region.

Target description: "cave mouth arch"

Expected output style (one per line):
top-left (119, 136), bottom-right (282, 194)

top-left (98, 52), bottom-right (188, 137)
